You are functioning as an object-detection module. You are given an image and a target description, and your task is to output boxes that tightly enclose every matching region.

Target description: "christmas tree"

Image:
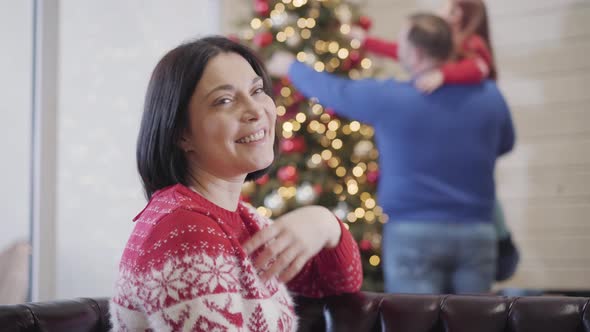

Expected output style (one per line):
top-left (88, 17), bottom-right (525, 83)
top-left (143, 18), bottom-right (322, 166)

top-left (236, 0), bottom-right (385, 291)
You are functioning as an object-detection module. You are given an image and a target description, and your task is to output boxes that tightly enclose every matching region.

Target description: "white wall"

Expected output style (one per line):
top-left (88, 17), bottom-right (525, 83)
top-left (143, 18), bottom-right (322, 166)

top-left (55, 0), bottom-right (220, 299)
top-left (0, 1), bottom-right (33, 251)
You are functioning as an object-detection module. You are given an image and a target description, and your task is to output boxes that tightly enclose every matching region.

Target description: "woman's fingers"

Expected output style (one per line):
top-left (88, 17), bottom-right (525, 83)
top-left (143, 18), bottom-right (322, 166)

top-left (253, 230), bottom-right (293, 271)
top-left (245, 207), bottom-right (339, 283)
top-left (242, 224), bottom-right (282, 255)
top-left (277, 254), bottom-right (309, 283)
top-left (259, 244), bottom-right (302, 281)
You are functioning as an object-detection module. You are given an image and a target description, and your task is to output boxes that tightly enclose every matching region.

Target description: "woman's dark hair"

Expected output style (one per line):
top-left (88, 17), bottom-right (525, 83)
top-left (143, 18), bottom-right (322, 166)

top-left (136, 36), bottom-right (277, 199)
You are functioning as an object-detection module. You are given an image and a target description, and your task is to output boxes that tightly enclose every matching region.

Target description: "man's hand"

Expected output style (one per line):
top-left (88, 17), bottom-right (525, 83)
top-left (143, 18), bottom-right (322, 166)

top-left (266, 51), bottom-right (297, 78)
top-left (242, 206), bottom-right (341, 283)
top-left (348, 26), bottom-right (367, 43)
top-left (415, 69), bottom-right (444, 94)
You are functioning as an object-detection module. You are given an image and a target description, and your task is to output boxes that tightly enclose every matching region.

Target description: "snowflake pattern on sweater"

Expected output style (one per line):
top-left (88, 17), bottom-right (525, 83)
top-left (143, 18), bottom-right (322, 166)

top-left (110, 184), bottom-right (362, 332)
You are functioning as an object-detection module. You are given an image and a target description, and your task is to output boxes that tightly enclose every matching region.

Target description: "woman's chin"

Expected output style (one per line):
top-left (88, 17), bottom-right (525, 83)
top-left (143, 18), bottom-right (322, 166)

top-left (234, 148), bottom-right (274, 174)
top-left (247, 156), bottom-right (274, 173)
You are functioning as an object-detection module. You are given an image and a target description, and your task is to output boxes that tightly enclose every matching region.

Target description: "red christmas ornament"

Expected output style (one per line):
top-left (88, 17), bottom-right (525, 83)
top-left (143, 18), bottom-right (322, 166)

top-left (254, 0), bottom-right (270, 16)
top-left (341, 58), bottom-right (352, 71)
top-left (357, 16), bottom-right (373, 31)
top-left (253, 32), bottom-right (273, 48)
top-left (359, 239), bottom-right (372, 252)
top-left (280, 136), bottom-right (306, 153)
top-left (313, 184), bottom-right (323, 195)
top-left (367, 170), bottom-right (380, 184)
top-left (349, 51), bottom-right (361, 66)
top-left (325, 108), bottom-right (336, 116)
top-left (281, 77), bottom-right (292, 86)
top-left (255, 174), bottom-right (269, 185)
top-left (292, 91), bottom-right (305, 103)
top-left (277, 165), bottom-right (298, 184)
top-left (286, 103), bottom-right (302, 116)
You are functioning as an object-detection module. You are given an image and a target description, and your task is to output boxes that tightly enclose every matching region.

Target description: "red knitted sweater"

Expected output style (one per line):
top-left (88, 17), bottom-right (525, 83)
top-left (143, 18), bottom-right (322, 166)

top-left (110, 184), bottom-right (362, 331)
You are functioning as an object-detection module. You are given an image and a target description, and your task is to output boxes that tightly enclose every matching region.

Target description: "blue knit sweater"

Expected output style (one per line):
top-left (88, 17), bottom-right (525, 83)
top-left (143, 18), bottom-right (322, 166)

top-left (289, 61), bottom-right (515, 223)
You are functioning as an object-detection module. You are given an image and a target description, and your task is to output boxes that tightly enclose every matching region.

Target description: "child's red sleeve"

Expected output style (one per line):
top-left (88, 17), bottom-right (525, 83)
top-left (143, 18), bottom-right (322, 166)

top-left (363, 36), bottom-right (399, 59)
top-left (440, 59), bottom-right (487, 83)
top-left (441, 35), bottom-right (493, 84)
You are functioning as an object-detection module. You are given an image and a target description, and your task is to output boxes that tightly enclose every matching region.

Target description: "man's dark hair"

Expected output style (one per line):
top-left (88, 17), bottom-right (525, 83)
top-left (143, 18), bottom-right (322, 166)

top-left (407, 13), bottom-right (454, 61)
top-left (136, 36), bottom-right (277, 199)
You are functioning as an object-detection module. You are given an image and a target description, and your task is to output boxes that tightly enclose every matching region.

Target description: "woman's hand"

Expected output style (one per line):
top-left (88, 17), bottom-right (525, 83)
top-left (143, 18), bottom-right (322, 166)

top-left (242, 206), bottom-right (341, 283)
top-left (415, 69), bottom-right (444, 94)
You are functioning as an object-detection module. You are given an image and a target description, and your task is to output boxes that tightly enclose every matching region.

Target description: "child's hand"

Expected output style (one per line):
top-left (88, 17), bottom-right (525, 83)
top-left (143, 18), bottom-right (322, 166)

top-left (416, 70), bottom-right (444, 94)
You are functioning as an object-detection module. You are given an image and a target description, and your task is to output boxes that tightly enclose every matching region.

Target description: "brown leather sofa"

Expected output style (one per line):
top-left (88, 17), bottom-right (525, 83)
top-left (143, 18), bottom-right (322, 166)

top-left (1, 292), bottom-right (589, 331)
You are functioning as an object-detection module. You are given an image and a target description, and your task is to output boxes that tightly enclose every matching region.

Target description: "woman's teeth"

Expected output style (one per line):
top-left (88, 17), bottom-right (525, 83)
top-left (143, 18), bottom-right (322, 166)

top-left (237, 130), bottom-right (265, 143)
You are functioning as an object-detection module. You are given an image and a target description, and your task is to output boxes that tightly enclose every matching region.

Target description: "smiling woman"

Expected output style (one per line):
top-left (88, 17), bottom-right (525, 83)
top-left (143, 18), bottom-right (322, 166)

top-left (110, 36), bottom-right (362, 332)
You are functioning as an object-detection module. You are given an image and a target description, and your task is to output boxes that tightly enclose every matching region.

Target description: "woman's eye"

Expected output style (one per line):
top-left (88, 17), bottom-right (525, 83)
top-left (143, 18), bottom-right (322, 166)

top-left (253, 87), bottom-right (264, 95)
top-left (215, 97), bottom-right (232, 105)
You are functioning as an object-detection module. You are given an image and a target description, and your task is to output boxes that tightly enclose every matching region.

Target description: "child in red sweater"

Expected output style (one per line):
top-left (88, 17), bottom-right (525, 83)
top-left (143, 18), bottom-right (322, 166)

top-left (359, 0), bottom-right (496, 93)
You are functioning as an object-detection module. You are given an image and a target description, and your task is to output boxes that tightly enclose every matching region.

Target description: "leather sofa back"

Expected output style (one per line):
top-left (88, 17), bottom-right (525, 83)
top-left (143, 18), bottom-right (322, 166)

top-left (1, 293), bottom-right (589, 331)
top-left (296, 293), bottom-right (590, 332)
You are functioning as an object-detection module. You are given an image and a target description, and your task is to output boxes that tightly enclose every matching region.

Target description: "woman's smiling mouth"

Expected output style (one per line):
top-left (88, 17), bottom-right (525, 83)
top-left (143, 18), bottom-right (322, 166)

top-left (236, 129), bottom-right (266, 144)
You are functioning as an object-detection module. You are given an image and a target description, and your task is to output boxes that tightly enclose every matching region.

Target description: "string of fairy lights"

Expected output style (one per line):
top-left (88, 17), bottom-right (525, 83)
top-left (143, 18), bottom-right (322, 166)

top-left (239, 0), bottom-right (387, 271)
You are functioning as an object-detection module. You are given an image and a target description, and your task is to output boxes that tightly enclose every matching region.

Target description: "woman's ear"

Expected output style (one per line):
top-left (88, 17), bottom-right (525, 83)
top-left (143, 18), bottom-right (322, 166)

top-left (178, 135), bottom-right (193, 153)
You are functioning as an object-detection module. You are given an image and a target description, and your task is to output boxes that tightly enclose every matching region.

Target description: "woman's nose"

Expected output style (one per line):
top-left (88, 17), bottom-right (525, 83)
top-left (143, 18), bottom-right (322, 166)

top-left (242, 96), bottom-right (264, 122)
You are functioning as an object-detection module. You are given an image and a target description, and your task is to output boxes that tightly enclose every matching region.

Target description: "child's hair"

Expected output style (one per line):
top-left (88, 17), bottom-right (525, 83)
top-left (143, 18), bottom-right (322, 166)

top-left (454, 0), bottom-right (497, 79)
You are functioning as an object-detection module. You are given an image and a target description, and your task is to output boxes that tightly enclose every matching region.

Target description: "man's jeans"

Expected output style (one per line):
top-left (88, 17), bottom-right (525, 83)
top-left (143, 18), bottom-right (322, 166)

top-left (382, 221), bottom-right (497, 294)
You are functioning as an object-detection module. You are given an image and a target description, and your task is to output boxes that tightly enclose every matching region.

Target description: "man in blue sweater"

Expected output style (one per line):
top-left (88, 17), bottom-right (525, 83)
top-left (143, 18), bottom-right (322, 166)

top-left (268, 13), bottom-right (515, 294)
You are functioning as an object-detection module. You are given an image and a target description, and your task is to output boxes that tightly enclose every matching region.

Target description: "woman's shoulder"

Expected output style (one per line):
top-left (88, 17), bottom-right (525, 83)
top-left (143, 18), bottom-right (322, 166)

top-left (122, 208), bottom-right (240, 276)
top-left (126, 185), bottom-right (240, 263)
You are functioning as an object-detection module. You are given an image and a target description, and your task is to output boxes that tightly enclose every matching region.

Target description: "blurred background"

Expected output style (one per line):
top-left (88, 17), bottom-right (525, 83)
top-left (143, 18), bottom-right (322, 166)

top-left (1, 0), bottom-right (589, 304)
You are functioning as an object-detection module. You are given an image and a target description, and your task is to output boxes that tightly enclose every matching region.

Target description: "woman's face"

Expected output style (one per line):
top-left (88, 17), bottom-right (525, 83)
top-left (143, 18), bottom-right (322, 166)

top-left (181, 52), bottom-right (276, 181)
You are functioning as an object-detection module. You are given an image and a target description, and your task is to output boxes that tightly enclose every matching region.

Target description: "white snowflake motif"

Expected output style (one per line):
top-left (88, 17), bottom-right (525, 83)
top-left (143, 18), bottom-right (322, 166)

top-left (115, 280), bottom-right (134, 308)
top-left (143, 260), bottom-right (189, 307)
top-left (193, 255), bottom-right (239, 293)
